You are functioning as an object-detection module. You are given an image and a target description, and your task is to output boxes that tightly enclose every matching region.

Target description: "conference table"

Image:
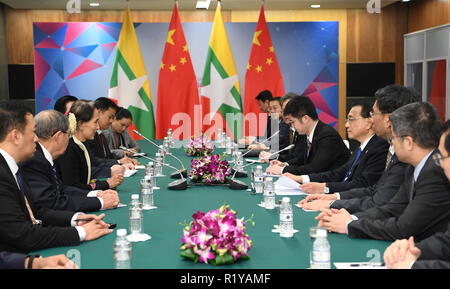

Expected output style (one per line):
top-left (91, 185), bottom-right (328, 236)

top-left (33, 140), bottom-right (391, 269)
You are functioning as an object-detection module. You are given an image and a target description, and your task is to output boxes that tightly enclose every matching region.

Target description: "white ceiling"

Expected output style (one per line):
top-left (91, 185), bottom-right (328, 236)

top-left (0, 0), bottom-right (400, 10)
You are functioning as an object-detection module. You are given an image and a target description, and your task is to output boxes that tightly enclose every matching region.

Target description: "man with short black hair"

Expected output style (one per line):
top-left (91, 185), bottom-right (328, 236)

top-left (317, 102), bottom-right (450, 242)
top-left (267, 95), bottom-right (350, 175)
top-left (0, 102), bottom-right (112, 253)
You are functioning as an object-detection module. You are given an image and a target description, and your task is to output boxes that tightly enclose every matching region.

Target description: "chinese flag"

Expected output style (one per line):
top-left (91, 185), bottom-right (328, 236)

top-left (244, 5), bottom-right (284, 136)
top-left (156, 4), bottom-right (200, 140)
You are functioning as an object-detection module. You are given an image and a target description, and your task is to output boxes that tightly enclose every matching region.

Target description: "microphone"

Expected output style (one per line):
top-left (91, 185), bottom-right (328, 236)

top-left (229, 161), bottom-right (256, 190)
top-left (119, 146), bottom-right (187, 190)
top-left (241, 130), bottom-right (280, 157)
top-left (133, 129), bottom-right (187, 179)
top-left (261, 144), bottom-right (295, 160)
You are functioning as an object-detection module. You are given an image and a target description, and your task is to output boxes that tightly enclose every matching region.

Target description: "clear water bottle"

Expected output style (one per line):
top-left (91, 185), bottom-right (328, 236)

top-left (155, 153), bottom-right (163, 176)
top-left (114, 229), bottom-right (132, 269)
top-left (311, 228), bottom-right (331, 269)
top-left (145, 161), bottom-right (154, 177)
top-left (263, 177), bottom-right (276, 209)
top-left (167, 129), bottom-right (174, 147)
top-left (254, 165), bottom-right (264, 194)
top-left (158, 145), bottom-right (166, 163)
top-left (279, 197), bottom-right (294, 238)
top-left (221, 132), bottom-right (226, 148)
top-left (140, 176), bottom-right (154, 210)
top-left (129, 194), bottom-right (143, 235)
top-left (216, 129), bottom-right (223, 145)
top-left (163, 137), bottom-right (170, 152)
top-left (234, 151), bottom-right (243, 172)
top-left (225, 137), bottom-right (232, 154)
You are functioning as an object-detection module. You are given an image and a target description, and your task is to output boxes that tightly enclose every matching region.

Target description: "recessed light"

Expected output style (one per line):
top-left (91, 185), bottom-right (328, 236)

top-left (311, 4), bottom-right (321, 8)
top-left (90, 2), bottom-right (100, 7)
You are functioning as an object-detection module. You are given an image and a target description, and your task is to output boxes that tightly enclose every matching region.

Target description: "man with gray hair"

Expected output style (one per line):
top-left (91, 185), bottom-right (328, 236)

top-left (20, 110), bottom-right (120, 212)
top-left (316, 102), bottom-right (450, 242)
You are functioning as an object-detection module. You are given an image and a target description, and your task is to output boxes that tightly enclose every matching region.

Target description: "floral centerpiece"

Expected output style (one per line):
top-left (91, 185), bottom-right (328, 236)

top-left (186, 135), bottom-right (214, 156)
top-left (180, 204), bottom-right (254, 265)
top-left (190, 154), bottom-right (230, 184)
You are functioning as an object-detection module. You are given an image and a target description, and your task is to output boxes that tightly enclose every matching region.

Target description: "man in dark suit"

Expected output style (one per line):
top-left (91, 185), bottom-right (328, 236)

top-left (20, 110), bottom-right (120, 212)
top-left (266, 95), bottom-right (350, 175)
top-left (0, 251), bottom-right (76, 269)
top-left (284, 102), bottom-right (389, 194)
top-left (298, 84), bottom-right (420, 212)
top-left (317, 102), bottom-right (450, 242)
top-left (0, 102), bottom-right (112, 254)
top-left (383, 128), bottom-right (450, 269)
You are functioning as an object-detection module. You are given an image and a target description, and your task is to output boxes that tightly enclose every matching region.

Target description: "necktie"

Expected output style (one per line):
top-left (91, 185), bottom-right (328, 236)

top-left (52, 164), bottom-right (63, 192)
top-left (16, 170), bottom-right (39, 225)
top-left (343, 148), bottom-right (362, 182)
top-left (385, 151), bottom-right (393, 171)
top-left (99, 133), bottom-right (107, 156)
top-left (306, 140), bottom-right (312, 158)
top-left (410, 177), bottom-right (416, 201)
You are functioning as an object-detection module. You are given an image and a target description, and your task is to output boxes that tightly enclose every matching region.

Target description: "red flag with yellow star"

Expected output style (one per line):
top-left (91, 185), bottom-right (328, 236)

top-left (244, 5), bottom-right (284, 136)
top-left (156, 4), bottom-right (200, 139)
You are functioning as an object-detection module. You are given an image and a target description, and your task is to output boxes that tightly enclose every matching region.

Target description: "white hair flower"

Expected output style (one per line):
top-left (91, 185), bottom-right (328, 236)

top-left (68, 113), bottom-right (77, 136)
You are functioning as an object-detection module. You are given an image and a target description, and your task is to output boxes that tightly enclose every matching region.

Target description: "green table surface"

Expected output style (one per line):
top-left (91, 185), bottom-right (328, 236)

top-left (33, 140), bottom-right (391, 269)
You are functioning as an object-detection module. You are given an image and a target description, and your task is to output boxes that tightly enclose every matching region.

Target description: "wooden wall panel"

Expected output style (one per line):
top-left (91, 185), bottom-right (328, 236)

top-left (408, 0), bottom-right (450, 33)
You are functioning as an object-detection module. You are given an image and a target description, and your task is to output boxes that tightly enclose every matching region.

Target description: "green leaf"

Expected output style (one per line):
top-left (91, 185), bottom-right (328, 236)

top-left (180, 248), bottom-right (196, 261)
top-left (215, 253), bottom-right (235, 266)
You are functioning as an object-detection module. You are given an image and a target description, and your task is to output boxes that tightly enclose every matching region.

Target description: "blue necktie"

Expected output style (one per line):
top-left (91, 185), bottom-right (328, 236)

top-left (15, 170), bottom-right (25, 197)
top-left (343, 148), bottom-right (362, 182)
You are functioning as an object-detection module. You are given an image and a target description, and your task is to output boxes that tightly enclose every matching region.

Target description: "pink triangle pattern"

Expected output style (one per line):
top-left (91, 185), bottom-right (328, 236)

top-left (313, 82), bottom-right (337, 91)
top-left (34, 23), bottom-right (67, 36)
top-left (35, 37), bottom-right (60, 49)
top-left (34, 50), bottom-right (51, 91)
top-left (66, 59), bottom-right (103, 80)
top-left (63, 22), bottom-right (93, 47)
top-left (303, 88), bottom-right (335, 117)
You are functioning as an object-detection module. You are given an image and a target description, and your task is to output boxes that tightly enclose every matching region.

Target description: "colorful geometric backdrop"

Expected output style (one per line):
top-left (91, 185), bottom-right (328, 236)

top-left (33, 21), bottom-right (339, 129)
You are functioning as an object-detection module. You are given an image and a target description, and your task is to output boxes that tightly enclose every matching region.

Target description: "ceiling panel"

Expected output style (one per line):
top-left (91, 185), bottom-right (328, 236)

top-left (0, 0), bottom-right (400, 10)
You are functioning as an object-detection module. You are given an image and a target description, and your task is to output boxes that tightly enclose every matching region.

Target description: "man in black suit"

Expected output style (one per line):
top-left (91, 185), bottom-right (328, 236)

top-left (0, 251), bottom-right (76, 269)
top-left (266, 95), bottom-right (350, 175)
top-left (20, 110), bottom-right (120, 212)
top-left (298, 84), bottom-right (420, 212)
top-left (384, 128), bottom-right (450, 269)
top-left (0, 102), bottom-right (112, 254)
top-left (317, 102), bottom-right (450, 242)
top-left (284, 101), bottom-right (389, 194)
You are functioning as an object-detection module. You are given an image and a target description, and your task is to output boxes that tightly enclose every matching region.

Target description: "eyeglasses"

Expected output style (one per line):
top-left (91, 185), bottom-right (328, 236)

top-left (433, 153), bottom-right (450, 167)
top-left (345, 117), bottom-right (363, 123)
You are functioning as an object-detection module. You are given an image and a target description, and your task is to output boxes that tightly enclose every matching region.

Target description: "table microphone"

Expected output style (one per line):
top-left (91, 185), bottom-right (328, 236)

top-left (133, 129), bottom-right (187, 179)
top-left (119, 146), bottom-right (187, 190)
top-left (241, 130), bottom-right (280, 157)
top-left (261, 144), bottom-right (295, 160)
top-left (229, 161), bottom-right (256, 190)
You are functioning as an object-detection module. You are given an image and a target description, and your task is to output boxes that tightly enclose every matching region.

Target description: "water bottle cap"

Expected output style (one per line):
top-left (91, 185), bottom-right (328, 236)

top-left (164, 137), bottom-right (168, 140)
top-left (266, 177), bottom-right (273, 182)
top-left (147, 162), bottom-right (154, 166)
top-left (155, 153), bottom-right (161, 157)
top-left (282, 197), bottom-right (290, 203)
top-left (316, 228), bottom-right (327, 237)
top-left (159, 145), bottom-right (164, 148)
top-left (144, 175), bottom-right (151, 181)
top-left (131, 194), bottom-right (139, 200)
top-left (117, 229), bottom-right (127, 236)
top-left (257, 165), bottom-right (262, 169)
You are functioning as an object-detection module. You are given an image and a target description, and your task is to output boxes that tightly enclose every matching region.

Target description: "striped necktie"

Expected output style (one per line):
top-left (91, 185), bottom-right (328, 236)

top-left (16, 170), bottom-right (39, 225)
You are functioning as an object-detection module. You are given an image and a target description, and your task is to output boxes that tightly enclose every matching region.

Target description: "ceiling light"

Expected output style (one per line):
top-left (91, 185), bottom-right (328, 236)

top-left (196, 0), bottom-right (212, 9)
top-left (90, 2), bottom-right (100, 7)
top-left (311, 4), bottom-right (321, 8)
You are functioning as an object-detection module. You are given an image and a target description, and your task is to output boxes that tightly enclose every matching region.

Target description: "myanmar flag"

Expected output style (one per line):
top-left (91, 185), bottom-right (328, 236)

top-left (108, 6), bottom-right (155, 140)
top-left (244, 5), bottom-right (284, 137)
top-left (156, 4), bottom-right (200, 140)
top-left (200, 3), bottom-right (243, 140)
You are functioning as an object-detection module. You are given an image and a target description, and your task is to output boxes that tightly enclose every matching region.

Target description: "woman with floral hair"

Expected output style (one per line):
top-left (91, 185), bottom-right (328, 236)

top-left (55, 100), bottom-right (124, 191)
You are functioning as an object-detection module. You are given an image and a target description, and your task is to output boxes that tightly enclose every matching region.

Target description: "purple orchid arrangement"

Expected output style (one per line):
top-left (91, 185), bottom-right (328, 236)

top-left (180, 204), bottom-right (254, 265)
top-left (186, 135), bottom-right (214, 156)
top-left (190, 154), bottom-right (230, 184)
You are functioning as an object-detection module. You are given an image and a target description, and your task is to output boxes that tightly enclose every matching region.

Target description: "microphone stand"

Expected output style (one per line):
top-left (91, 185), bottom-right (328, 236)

top-left (241, 130), bottom-right (280, 157)
top-left (120, 146), bottom-right (188, 190)
top-left (133, 129), bottom-right (188, 179)
top-left (229, 161), bottom-right (255, 190)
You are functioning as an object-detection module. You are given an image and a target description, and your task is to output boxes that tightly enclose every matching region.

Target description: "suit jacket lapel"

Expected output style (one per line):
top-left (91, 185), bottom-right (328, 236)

top-left (0, 154), bottom-right (29, 217)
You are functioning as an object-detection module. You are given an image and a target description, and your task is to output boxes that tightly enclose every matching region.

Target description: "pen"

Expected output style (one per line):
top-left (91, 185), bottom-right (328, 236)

top-left (74, 218), bottom-right (94, 223)
top-left (350, 263), bottom-right (385, 267)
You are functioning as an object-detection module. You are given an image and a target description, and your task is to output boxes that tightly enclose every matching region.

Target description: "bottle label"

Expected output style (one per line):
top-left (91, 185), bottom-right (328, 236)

top-left (280, 213), bottom-right (293, 222)
top-left (255, 176), bottom-right (263, 183)
top-left (313, 250), bottom-right (330, 263)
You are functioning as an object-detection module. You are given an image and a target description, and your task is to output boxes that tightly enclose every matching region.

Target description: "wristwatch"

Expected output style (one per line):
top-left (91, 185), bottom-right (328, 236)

top-left (323, 185), bottom-right (329, 194)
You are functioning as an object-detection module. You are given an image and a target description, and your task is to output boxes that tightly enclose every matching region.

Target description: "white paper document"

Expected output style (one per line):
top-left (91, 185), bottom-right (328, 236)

top-left (135, 165), bottom-right (146, 170)
top-left (124, 170), bottom-right (137, 177)
top-left (295, 203), bottom-right (318, 212)
top-left (334, 262), bottom-right (386, 269)
top-left (245, 158), bottom-right (265, 163)
top-left (275, 175), bottom-right (301, 189)
top-left (274, 176), bottom-right (307, 195)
